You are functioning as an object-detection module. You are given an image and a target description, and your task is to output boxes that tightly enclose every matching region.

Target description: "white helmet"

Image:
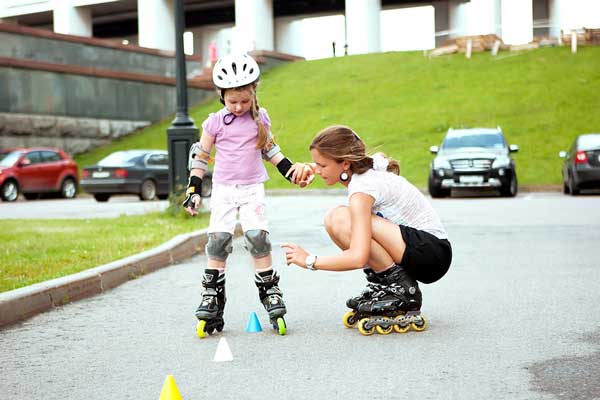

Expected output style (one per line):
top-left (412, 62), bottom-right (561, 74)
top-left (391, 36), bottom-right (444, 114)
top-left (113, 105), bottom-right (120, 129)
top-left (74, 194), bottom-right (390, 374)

top-left (212, 53), bottom-right (260, 89)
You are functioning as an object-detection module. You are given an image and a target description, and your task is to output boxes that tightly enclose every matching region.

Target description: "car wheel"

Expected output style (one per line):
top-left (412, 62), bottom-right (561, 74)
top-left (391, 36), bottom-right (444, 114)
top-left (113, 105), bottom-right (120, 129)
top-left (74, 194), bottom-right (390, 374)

top-left (140, 179), bottom-right (157, 201)
top-left (500, 172), bottom-right (518, 197)
top-left (568, 173), bottom-right (580, 195)
top-left (1, 180), bottom-right (19, 202)
top-left (94, 194), bottom-right (111, 202)
top-left (61, 178), bottom-right (77, 199)
top-left (428, 176), bottom-right (449, 198)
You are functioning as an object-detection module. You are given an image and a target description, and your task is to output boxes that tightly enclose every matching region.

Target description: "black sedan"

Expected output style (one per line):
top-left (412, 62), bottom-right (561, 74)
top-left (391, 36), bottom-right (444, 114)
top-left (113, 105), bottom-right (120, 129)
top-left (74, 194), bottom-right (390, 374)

top-left (81, 150), bottom-right (213, 202)
top-left (560, 133), bottom-right (600, 195)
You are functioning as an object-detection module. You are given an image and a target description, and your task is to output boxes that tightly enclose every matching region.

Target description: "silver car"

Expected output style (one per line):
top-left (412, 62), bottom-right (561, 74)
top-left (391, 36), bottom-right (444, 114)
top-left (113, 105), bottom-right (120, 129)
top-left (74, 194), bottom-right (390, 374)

top-left (428, 127), bottom-right (519, 198)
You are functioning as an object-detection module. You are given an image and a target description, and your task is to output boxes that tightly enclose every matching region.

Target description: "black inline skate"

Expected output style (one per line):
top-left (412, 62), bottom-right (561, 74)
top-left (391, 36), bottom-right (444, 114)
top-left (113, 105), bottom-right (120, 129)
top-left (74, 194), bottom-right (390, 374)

top-left (195, 269), bottom-right (226, 338)
top-left (255, 269), bottom-right (287, 335)
top-left (354, 265), bottom-right (427, 335)
top-left (342, 268), bottom-right (384, 328)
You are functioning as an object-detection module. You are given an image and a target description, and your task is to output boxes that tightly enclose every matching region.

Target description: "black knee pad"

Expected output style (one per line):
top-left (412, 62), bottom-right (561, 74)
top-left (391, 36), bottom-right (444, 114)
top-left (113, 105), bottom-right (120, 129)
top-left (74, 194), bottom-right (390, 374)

top-left (206, 232), bottom-right (233, 261)
top-left (243, 230), bottom-right (271, 258)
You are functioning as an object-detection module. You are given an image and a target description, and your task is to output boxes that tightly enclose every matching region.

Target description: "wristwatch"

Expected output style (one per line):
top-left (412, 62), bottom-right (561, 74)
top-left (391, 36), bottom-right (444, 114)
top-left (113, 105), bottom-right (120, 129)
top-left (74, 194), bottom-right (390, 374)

top-left (305, 254), bottom-right (317, 271)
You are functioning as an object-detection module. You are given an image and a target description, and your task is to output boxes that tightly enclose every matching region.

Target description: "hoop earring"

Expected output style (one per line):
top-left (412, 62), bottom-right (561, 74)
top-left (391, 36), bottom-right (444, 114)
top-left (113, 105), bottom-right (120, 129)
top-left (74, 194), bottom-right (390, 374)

top-left (340, 171), bottom-right (349, 182)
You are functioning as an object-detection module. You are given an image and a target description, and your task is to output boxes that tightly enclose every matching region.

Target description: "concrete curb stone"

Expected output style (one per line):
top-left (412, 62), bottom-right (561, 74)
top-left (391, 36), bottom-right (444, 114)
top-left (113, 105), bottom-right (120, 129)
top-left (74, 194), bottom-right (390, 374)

top-left (0, 225), bottom-right (242, 329)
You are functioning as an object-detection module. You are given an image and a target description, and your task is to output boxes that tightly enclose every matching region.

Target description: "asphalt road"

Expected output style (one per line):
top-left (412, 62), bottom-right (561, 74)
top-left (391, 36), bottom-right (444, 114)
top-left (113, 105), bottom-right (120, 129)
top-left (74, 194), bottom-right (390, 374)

top-left (1, 192), bottom-right (599, 399)
top-left (0, 195), bottom-right (168, 219)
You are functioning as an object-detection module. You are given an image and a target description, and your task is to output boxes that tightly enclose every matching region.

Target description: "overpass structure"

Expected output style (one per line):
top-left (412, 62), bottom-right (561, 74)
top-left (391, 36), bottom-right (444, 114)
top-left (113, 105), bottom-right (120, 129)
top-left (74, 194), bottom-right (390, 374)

top-left (1, 0), bottom-right (598, 63)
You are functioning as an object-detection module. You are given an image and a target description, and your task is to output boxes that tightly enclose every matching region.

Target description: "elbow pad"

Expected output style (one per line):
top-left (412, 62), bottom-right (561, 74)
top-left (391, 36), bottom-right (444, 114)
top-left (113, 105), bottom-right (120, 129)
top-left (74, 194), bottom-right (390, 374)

top-left (261, 134), bottom-right (282, 161)
top-left (188, 142), bottom-right (210, 171)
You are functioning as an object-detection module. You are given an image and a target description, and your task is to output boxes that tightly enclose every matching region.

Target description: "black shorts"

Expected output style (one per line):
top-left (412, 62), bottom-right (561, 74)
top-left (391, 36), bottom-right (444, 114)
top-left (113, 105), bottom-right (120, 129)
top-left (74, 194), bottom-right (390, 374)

top-left (398, 225), bottom-right (452, 284)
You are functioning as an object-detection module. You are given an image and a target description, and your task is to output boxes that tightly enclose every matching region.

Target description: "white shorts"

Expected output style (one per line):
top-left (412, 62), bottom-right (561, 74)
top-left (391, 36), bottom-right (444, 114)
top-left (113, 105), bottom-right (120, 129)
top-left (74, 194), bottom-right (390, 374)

top-left (208, 182), bottom-right (269, 234)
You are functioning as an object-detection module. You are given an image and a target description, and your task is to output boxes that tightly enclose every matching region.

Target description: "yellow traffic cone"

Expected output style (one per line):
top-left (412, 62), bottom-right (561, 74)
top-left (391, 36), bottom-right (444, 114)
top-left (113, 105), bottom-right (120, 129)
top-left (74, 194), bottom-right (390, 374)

top-left (159, 375), bottom-right (183, 400)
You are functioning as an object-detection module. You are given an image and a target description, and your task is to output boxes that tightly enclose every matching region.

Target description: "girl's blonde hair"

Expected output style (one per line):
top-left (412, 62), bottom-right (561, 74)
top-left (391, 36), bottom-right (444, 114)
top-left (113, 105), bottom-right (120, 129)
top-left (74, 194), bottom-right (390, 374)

top-left (222, 82), bottom-right (268, 149)
top-left (309, 125), bottom-right (400, 175)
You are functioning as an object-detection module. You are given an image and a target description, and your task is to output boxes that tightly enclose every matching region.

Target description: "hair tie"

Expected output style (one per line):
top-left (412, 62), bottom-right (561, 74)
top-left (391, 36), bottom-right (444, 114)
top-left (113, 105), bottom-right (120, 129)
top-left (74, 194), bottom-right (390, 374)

top-left (372, 153), bottom-right (389, 172)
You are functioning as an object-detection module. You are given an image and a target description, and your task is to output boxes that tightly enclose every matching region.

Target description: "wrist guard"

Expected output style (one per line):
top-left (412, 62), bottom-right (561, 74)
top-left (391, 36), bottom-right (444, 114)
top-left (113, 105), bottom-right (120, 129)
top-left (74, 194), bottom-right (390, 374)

top-left (183, 175), bottom-right (203, 208)
top-left (276, 157), bottom-right (293, 181)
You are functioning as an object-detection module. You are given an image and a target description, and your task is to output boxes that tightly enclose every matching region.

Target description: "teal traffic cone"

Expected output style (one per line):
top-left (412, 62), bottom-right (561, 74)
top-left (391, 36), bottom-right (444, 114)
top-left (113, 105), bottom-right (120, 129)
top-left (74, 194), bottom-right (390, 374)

top-left (245, 312), bottom-right (262, 333)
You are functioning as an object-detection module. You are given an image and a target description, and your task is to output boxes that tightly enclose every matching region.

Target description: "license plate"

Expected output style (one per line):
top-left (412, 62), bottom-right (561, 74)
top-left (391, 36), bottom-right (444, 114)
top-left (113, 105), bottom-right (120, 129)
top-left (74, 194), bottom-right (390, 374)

top-left (92, 171), bottom-right (110, 178)
top-left (459, 175), bottom-right (484, 184)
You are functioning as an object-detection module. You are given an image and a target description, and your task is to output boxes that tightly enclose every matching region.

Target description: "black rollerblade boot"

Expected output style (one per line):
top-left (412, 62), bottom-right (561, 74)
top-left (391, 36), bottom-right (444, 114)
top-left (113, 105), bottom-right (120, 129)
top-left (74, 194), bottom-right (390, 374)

top-left (342, 268), bottom-right (384, 328)
top-left (355, 265), bottom-right (427, 335)
top-left (195, 269), bottom-right (226, 338)
top-left (255, 270), bottom-right (287, 335)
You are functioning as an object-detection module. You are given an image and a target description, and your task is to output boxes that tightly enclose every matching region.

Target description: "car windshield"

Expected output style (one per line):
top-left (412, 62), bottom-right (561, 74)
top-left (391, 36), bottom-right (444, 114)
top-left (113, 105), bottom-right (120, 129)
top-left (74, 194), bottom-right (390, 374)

top-left (579, 134), bottom-right (600, 150)
top-left (98, 151), bottom-right (147, 166)
top-left (442, 132), bottom-right (506, 149)
top-left (0, 151), bottom-right (23, 167)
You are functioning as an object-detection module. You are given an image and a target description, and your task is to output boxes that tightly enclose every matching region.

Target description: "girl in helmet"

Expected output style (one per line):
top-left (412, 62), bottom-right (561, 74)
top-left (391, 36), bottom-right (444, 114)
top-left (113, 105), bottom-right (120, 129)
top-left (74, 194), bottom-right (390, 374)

top-left (183, 53), bottom-right (309, 338)
top-left (282, 125), bottom-right (452, 336)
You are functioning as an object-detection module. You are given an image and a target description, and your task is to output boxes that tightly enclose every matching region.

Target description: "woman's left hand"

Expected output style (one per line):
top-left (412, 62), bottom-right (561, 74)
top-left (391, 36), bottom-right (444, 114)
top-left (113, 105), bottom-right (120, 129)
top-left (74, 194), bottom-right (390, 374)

top-left (281, 243), bottom-right (309, 268)
top-left (286, 163), bottom-right (315, 188)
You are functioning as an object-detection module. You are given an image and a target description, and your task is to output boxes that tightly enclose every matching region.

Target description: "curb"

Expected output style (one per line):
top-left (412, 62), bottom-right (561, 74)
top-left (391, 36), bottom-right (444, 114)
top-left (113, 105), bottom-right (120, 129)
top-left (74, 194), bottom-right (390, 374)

top-left (0, 225), bottom-right (242, 329)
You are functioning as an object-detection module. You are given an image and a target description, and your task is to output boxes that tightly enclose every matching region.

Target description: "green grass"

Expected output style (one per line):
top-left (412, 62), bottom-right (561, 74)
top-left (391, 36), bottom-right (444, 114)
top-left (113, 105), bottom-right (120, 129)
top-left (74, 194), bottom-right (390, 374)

top-left (76, 46), bottom-right (600, 188)
top-left (0, 211), bottom-right (209, 293)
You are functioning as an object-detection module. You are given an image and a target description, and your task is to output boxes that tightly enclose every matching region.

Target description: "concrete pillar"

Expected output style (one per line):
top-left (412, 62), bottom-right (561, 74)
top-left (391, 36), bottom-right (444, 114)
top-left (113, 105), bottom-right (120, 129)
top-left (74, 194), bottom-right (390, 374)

top-left (549, 0), bottom-right (564, 42)
top-left (137, 0), bottom-right (175, 51)
top-left (53, 1), bottom-right (92, 37)
top-left (345, 0), bottom-right (381, 55)
top-left (275, 17), bottom-right (304, 57)
top-left (501, 0), bottom-right (533, 45)
top-left (234, 0), bottom-right (274, 53)
top-left (449, 0), bottom-right (501, 37)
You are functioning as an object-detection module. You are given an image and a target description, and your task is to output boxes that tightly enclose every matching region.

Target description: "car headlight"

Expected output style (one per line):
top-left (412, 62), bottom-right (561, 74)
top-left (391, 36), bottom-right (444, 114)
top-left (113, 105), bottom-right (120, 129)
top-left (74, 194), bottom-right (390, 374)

top-left (433, 158), bottom-right (451, 170)
top-left (492, 156), bottom-right (510, 169)
top-left (432, 158), bottom-right (451, 177)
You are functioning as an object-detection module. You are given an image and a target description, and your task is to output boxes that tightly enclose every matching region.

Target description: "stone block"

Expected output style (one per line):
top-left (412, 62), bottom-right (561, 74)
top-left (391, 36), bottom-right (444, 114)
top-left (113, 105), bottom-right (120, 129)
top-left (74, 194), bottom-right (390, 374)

top-left (4, 114), bottom-right (33, 136)
top-left (56, 117), bottom-right (78, 137)
top-left (98, 119), bottom-right (111, 138)
top-left (32, 115), bottom-right (58, 136)
top-left (77, 118), bottom-right (100, 139)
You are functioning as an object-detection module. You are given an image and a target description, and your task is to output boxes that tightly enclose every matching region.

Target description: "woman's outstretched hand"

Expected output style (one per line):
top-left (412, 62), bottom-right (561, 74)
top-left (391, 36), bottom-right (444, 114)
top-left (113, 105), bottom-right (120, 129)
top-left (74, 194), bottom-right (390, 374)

top-left (286, 163), bottom-right (315, 188)
top-left (281, 243), bottom-right (309, 268)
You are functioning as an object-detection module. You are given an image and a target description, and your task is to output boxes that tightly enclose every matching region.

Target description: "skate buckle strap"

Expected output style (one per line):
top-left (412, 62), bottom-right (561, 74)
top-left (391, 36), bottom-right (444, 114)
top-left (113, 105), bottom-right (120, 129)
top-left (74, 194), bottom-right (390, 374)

top-left (201, 288), bottom-right (218, 297)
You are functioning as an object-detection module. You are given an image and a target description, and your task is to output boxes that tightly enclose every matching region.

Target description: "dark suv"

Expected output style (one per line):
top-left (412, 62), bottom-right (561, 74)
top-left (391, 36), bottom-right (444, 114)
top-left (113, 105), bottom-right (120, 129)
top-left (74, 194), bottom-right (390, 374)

top-left (428, 128), bottom-right (519, 198)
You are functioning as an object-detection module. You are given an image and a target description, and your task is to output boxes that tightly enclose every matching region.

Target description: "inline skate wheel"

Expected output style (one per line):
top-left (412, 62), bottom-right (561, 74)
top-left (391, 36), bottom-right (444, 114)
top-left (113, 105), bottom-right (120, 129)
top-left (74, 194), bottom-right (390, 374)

top-left (394, 323), bottom-right (410, 334)
top-left (342, 311), bottom-right (358, 328)
top-left (196, 320), bottom-right (207, 338)
top-left (411, 315), bottom-right (427, 332)
top-left (357, 318), bottom-right (375, 336)
top-left (272, 317), bottom-right (286, 335)
top-left (375, 324), bottom-right (394, 335)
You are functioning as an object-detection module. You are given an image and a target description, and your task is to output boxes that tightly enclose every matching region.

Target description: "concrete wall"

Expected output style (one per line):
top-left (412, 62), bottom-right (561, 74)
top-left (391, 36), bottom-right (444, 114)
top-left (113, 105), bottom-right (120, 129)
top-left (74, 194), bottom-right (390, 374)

top-left (0, 27), bottom-right (202, 77)
top-left (0, 66), bottom-right (210, 121)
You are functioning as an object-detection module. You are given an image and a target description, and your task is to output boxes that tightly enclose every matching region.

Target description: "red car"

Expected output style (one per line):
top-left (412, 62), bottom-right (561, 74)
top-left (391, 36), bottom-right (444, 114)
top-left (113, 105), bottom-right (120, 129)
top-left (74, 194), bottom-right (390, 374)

top-left (0, 147), bottom-right (79, 202)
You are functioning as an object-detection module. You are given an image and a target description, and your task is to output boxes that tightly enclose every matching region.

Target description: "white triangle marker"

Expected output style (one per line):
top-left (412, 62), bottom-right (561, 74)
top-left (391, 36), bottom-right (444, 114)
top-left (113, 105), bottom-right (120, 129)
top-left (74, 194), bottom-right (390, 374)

top-left (213, 337), bottom-right (234, 362)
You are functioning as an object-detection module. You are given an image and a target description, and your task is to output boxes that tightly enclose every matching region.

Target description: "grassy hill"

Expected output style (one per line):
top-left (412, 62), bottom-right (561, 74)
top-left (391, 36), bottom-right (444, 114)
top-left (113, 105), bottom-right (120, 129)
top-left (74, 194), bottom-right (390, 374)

top-left (75, 46), bottom-right (600, 189)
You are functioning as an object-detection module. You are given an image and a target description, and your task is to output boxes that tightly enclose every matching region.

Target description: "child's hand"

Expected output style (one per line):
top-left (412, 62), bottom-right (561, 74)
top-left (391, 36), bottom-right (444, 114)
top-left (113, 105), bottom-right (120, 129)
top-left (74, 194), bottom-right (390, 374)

top-left (281, 243), bottom-right (309, 268)
top-left (183, 194), bottom-right (201, 216)
top-left (286, 163), bottom-right (315, 188)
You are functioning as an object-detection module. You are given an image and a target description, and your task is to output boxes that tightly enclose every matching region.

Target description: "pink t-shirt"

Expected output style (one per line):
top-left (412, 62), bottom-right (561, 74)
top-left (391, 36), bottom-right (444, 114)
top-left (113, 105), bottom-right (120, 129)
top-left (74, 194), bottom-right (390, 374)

top-left (202, 107), bottom-right (271, 184)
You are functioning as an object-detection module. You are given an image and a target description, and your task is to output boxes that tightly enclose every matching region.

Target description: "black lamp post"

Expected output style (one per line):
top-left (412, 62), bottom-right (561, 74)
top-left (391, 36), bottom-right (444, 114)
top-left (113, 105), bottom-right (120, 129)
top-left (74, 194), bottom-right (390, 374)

top-left (167, 0), bottom-right (199, 195)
